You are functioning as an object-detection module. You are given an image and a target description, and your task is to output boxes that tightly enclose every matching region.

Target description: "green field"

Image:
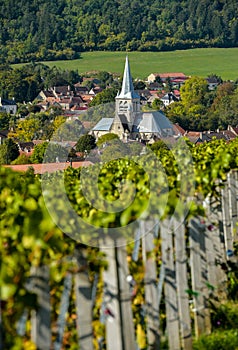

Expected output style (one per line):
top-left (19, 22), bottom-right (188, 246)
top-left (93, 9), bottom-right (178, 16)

top-left (34, 48), bottom-right (238, 80)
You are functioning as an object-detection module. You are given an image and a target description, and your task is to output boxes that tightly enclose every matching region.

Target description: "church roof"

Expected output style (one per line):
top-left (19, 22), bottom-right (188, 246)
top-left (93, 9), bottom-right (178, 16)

top-left (133, 111), bottom-right (173, 135)
top-left (117, 56), bottom-right (140, 100)
top-left (92, 118), bottom-right (114, 131)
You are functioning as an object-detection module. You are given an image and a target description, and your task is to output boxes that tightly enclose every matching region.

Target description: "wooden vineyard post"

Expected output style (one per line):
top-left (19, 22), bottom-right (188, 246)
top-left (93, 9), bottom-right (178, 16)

top-left (189, 218), bottom-right (211, 337)
top-left (116, 240), bottom-right (137, 350)
top-left (161, 219), bottom-right (180, 350)
top-left (205, 195), bottom-right (227, 296)
top-left (54, 273), bottom-right (72, 350)
top-left (74, 247), bottom-right (94, 350)
top-left (29, 266), bottom-right (51, 350)
top-left (228, 171), bottom-right (238, 244)
top-left (173, 218), bottom-right (193, 350)
top-left (221, 180), bottom-right (233, 256)
top-left (101, 238), bottom-right (136, 350)
top-left (141, 220), bottom-right (160, 350)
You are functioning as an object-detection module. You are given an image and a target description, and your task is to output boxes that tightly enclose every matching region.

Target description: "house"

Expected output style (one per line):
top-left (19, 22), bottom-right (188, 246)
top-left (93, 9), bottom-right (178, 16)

top-left (0, 130), bottom-right (9, 144)
top-left (135, 89), bottom-right (152, 105)
top-left (18, 141), bottom-right (34, 153)
top-left (160, 92), bottom-right (179, 107)
top-left (227, 125), bottom-right (238, 136)
top-left (74, 84), bottom-right (89, 95)
top-left (0, 97), bottom-right (17, 114)
top-left (173, 124), bottom-right (186, 137)
top-left (206, 77), bottom-right (220, 90)
top-left (92, 56), bottom-right (174, 142)
top-left (184, 131), bottom-right (212, 144)
top-left (147, 72), bottom-right (188, 84)
top-left (184, 130), bottom-right (232, 144)
top-left (147, 82), bottom-right (162, 91)
top-left (36, 90), bottom-right (56, 103)
top-left (89, 87), bottom-right (103, 96)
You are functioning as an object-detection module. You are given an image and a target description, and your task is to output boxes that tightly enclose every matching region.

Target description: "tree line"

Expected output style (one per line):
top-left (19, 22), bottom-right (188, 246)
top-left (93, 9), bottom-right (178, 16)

top-left (1, 0), bottom-right (238, 63)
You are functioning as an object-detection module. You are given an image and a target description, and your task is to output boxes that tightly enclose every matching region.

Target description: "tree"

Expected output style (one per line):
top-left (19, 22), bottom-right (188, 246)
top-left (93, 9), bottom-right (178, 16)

top-left (100, 138), bottom-right (129, 162)
top-left (14, 116), bottom-right (40, 141)
top-left (30, 141), bottom-right (69, 163)
top-left (180, 76), bottom-right (208, 106)
top-left (134, 80), bottom-right (146, 90)
top-left (30, 142), bottom-right (48, 163)
top-left (0, 112), bottom-right (10, 130)
top-left (164, 77), bottom-right (173, 92)
top-left (96, 71), bottom-right (113, 86)
top-left (151, 98), bottom-right (163, 110)
top-left (166, 76), bottom-right (208, 123)
top-left (89, 88), bottom-right (117, 107)
top-left (75, 134), bottom-right (96, 153)
top-left (96, 133), bottom-right (119, 147)
top-left (11, 154), bottom-right (32, 165)
top-left (0, 138), bottom-right (19, 164)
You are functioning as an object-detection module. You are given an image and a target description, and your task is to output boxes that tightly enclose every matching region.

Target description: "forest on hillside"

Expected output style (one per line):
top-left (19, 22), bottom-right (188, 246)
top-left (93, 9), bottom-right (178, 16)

top-left (1, 0), bottom-right (238, 63)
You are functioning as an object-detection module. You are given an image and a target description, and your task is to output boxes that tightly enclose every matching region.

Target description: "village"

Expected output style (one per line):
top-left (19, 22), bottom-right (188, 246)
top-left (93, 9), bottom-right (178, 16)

top-left (0, 57), bottom-right (238, 173)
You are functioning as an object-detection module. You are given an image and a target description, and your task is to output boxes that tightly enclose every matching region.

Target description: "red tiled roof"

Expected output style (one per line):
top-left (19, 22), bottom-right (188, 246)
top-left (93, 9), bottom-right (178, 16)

top-left (156, 73), bottom-right (187, 78)
top-left (4, 161), bottom-right (92, 174)
top-left (173, 90), bottom-right (180, 96)
top-left (185, 131), bottom-right (200, 136)
top-left (173, 123), bottom-right (186, 136)
top-left (148, 90), bottom-right (159, 95)
top-left (232, 127), bottom-right (238, 135)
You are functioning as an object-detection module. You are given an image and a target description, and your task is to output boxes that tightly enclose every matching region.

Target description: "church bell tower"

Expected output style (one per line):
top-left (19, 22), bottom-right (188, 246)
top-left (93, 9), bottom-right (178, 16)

top-left (115, 56), bottom-right (140, 132)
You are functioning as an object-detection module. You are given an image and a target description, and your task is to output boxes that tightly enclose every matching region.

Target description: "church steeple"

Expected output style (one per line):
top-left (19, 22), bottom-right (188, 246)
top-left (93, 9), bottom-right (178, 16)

top-left (118, 56), bottom-right (140, 99)
top-left (113, 56), bottom-right (141, 135)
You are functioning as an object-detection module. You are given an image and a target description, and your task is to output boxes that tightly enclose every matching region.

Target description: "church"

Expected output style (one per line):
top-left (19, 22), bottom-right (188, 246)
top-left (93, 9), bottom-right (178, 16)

top-left (92, 56), bottom-right (174, 142)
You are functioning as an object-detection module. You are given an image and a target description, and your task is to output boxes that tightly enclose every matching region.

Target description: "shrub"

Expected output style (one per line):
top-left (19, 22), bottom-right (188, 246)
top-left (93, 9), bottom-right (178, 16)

top-left (193, 329), bottom-right (238, 350)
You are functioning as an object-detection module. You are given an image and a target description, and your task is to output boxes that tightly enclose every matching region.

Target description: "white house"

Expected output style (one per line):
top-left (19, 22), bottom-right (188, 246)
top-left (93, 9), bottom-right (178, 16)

top-left (0, 97), bottom-right (17, 114)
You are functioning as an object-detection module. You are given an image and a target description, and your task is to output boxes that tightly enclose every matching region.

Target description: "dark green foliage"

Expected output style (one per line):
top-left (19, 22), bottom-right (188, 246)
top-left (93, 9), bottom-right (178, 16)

top-left (1, 0), bottom-right (238, 63)
top-left (149, 140), bottom-right (169, 152)
top-left (193, 329), bottom-right (238, 350)
top-left (89, 88), bottom-right (117, 106)
top-left (0, 112), bottom-right (10, 130)
top-left (75, 134), bottom-right (96, 153)
top-left (30, 142), bottom-right (49, 164)
top-left (11, 154), bottom-right (32, 165)
top-left (0, 138), bottom-right (19, 164)
top-left (30, 141), bottom-right (69, 163)
top-left (96, 133), bottom-right (119, 147)
top-left (0, 63), bottom-right (81, 103)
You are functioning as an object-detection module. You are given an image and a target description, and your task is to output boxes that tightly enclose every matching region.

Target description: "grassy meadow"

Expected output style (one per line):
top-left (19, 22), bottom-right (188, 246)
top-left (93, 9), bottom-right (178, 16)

top-left (33, 48), bottom-right (238, 80)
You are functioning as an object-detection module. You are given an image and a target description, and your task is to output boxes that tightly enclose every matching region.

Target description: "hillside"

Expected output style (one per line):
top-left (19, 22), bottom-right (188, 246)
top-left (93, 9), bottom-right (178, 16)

top-left (1, 0), bottom-right (238, 63)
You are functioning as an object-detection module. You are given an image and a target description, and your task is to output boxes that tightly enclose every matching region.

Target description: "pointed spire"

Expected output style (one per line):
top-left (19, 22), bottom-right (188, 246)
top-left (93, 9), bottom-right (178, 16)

top-left (118, 56), bottom-right (140, 99)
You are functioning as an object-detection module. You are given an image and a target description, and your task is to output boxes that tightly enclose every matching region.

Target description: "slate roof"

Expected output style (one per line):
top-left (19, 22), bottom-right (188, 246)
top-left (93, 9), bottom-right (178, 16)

top-left (1, 99), bottom-right (17, 105)
top-left (92, 118), bottom-right (114, 131)
top-left (133, 111), bottom-right (173, 135)
top-left (0, 130), bottom-right (9, 137)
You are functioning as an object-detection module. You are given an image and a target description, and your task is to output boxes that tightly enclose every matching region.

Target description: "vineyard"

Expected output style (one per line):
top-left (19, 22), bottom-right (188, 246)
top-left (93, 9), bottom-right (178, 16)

top-left (1, 137), bottom-right (238, 349)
